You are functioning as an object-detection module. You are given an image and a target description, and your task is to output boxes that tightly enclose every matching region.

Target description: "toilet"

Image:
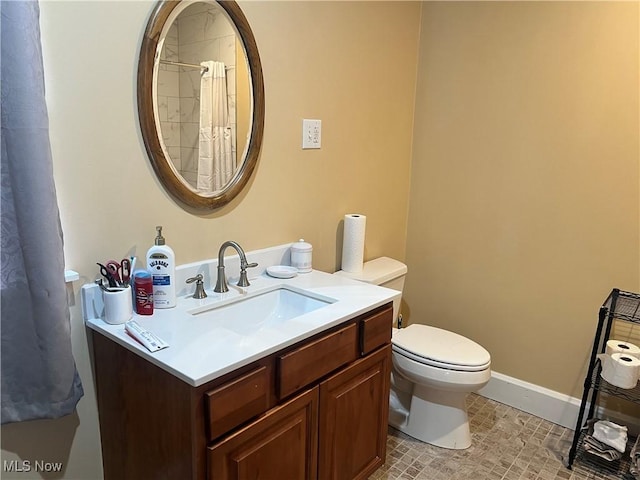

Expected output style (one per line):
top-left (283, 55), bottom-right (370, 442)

top-left (334, 257), bottom-right (491, 450)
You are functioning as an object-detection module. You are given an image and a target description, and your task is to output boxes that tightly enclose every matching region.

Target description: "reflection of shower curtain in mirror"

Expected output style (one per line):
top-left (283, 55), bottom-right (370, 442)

top-left (198, 61), bottom-right (234, 193)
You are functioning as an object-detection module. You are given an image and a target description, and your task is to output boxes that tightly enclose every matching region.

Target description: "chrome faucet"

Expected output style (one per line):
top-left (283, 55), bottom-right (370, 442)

top-left (214, 241), bottom-right (258, 293)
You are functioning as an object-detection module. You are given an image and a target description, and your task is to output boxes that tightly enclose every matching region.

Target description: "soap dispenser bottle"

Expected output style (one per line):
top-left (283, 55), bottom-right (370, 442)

top-left (146, 226), bottom-right (176, 309)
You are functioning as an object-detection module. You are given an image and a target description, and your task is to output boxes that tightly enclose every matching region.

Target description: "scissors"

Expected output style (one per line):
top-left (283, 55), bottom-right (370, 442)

top-left (106, 258), bottom-right (132, 286)
top-left (105, 261), bottom-right (123, 285)
top-left (97, 263), bottom-right (118, 288)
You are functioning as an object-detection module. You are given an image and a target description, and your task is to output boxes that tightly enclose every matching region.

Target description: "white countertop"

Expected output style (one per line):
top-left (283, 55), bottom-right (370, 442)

top-left (82, 245), bottom-right (398, 387)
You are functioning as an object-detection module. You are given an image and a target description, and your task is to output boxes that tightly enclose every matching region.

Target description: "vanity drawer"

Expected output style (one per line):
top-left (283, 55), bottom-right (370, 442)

top-left (205, 365), bottom-right (270, 441)
top-left (360, 305), bottom-right (392, 355)
top-left (278, 323), bottom-right (358, 399)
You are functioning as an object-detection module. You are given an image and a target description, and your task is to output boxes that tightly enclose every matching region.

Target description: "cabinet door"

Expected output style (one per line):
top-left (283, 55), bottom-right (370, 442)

top-left (318, 345), bottom-right (391, 480)
top-left (208, 386), bottom-right (318, 480)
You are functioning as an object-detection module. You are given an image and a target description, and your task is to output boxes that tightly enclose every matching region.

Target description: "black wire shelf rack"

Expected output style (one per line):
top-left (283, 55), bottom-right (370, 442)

top-left (566, 288), bottom-right (640, 475)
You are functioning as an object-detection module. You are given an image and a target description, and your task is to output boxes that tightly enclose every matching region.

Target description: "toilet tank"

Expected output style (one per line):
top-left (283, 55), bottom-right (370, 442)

top-left (334, 257), bottom-right (407, 321)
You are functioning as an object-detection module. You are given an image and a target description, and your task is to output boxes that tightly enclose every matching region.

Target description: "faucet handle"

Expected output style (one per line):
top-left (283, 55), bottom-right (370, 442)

top-left (186, 274), bottom-right (207, 299)
top-left (237, 262), bottom-right (258, 288)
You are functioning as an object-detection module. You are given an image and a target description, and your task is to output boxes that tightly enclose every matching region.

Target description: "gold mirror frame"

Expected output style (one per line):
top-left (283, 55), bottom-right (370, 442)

top-left (138, 0), bottom-right (264, 211)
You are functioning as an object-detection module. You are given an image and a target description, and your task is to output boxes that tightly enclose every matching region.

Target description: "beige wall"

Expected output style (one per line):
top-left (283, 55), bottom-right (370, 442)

top-left (405, 1), bottom-right (639, 399)
top-left (0, 2), bottom-right (420, 478)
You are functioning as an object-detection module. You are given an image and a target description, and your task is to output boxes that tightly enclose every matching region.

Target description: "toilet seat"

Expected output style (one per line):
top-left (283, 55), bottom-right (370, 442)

top-left (392, 324), bottom-right (490, 372)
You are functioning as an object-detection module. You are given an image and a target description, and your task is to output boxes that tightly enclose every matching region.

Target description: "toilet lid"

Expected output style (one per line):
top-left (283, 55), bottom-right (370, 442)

top-left (392, 324), bottom-right (490, 371)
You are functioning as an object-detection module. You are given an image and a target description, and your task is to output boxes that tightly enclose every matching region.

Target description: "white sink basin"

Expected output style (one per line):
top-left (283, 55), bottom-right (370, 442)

top-left (188, 286), bottom-right (336, 336)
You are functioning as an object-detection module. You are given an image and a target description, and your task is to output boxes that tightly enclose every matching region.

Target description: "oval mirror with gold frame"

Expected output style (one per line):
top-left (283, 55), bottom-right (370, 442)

top-left (138, 0), bottom-right (264, 210)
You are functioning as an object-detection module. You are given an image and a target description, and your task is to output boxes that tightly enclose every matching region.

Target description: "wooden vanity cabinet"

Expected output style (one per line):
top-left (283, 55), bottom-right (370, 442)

top-left (318, 346), bottom-right (390, 480)
top-left (92, 302), bottom-right (392, 480)
top-left (208, 386), bottom-right (319, 479)
top-left (92, 333), bottom-right (276, 480)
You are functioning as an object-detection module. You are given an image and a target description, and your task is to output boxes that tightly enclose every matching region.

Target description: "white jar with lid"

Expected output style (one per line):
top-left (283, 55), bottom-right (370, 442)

top-left (291, 239), bottom-right (312, 273)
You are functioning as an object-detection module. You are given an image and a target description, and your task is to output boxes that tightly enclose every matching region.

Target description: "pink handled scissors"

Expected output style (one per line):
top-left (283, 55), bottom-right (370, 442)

top-left (105, 260), bottom-right (123, 286)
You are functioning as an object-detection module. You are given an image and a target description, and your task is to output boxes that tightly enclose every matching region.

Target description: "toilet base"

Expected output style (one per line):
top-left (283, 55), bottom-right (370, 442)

top-left (390, 384), bottom-right (472, 450)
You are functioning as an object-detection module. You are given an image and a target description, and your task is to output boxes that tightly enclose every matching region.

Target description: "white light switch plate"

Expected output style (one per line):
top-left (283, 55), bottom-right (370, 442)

top-left (302, 119), bottom-right (321, 149)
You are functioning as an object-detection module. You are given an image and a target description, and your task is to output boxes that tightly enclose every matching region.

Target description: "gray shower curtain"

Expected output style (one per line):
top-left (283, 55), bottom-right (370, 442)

top-left (0, 0), bottom-right (83, 423)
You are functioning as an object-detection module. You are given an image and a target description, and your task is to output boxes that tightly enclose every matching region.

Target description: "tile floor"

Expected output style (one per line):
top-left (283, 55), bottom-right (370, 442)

top-left (370, 394), bottom-right (634, 480)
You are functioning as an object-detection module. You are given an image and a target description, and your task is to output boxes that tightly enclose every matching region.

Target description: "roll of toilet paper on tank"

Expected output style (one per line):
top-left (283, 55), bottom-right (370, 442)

top-left (606, 340), bottom-right (640, 358)
top-left (341, 214), bottom-right (366, 273)
top-left (598, 353), bottom-right (640, 389)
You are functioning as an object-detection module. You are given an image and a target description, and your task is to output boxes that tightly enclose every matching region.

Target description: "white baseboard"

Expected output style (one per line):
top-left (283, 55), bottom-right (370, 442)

top-left (478, 371), bottom-right (582, 429)
top-left (477, 371), bottom-right (639, 435)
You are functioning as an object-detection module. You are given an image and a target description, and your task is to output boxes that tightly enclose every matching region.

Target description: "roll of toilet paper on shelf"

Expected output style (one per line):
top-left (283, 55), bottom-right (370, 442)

top-left (341, 214), bottom-right (366, 273)
top-left (598, 353), bottom-right (640, 389)
top-left (606, 340), bottom-right (640, 358)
